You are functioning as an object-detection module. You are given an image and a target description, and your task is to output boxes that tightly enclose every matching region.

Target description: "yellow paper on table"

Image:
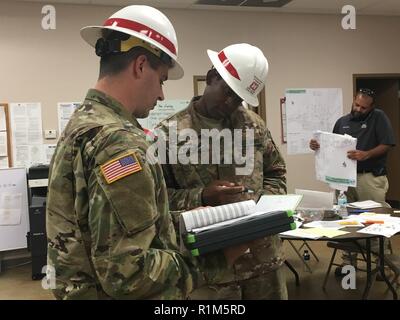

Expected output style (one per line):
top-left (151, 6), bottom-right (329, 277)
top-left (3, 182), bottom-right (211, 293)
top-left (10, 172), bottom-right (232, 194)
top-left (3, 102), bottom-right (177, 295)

top-left (359, 212), bottom-right (377, 216)
top-left (300, 227), bottom-right (350, 238)
top-left (338, 220), bottom-right (362, 226)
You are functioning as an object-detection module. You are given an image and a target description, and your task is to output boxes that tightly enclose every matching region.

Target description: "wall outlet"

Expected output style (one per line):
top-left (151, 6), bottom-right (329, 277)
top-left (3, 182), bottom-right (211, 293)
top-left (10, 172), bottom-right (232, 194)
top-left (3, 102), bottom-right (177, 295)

top-left (44, 129), bottom-right (57, 139)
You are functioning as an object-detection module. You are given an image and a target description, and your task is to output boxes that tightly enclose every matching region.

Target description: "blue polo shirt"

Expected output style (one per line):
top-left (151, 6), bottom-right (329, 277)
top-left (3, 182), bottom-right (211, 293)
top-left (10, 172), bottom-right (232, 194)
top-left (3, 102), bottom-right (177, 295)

top-left (332, 108), bottom-right (395, 174)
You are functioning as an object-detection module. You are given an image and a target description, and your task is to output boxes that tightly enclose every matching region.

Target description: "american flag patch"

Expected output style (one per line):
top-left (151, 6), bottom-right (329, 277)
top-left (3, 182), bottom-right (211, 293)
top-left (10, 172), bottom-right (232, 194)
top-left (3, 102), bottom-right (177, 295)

top-left (100, 153), bottom-right (142, 184)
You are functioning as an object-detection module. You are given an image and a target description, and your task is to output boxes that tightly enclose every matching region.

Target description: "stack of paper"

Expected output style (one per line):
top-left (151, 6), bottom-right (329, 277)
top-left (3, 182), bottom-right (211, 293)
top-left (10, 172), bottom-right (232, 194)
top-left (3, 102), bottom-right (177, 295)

top-left (280, 227), bottom-right (350, 239)
top-left (313, 131), bottom-right (357, 190)
top-left (347, 200), bottom-right (382, 209)
top-left (295, 189), bottom-right (334, 209)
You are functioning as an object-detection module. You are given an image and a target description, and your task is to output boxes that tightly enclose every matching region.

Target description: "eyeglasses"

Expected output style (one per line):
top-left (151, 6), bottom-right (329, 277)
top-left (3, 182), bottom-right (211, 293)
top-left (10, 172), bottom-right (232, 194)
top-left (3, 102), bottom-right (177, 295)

top-left (358, 88), bottom-right (375, 98)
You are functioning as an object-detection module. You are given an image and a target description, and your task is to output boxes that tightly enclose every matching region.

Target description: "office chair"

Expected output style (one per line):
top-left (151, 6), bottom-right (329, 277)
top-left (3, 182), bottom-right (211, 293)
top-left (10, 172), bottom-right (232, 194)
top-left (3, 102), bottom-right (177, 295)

top-left (323, 239), bottom-right (396, 291)
top-left (383, 254), bottom-right (400, 289)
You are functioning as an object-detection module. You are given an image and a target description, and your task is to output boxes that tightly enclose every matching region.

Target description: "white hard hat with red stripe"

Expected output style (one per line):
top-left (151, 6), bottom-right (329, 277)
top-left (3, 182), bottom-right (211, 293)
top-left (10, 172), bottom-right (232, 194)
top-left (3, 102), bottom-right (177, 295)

top-left (207, 43), bottom-right (269, 106)
top-left (80, 5), bottom-right (183, 80)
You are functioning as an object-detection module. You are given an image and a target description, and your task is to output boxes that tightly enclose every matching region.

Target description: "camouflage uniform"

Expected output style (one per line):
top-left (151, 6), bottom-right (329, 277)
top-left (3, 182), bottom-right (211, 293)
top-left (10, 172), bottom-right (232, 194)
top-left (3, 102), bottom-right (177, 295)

top-left (46, 89), bottom-right (226, 300)
top-left (156, 97), bottom-right (288, 300)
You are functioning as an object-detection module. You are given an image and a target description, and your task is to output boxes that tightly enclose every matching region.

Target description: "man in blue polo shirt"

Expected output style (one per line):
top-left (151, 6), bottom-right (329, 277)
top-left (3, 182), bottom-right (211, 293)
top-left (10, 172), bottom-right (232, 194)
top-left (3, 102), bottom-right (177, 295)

top-left (310, 88), bottom-right (396, 206)
top-left (310, 88), bottom-right (396, 276)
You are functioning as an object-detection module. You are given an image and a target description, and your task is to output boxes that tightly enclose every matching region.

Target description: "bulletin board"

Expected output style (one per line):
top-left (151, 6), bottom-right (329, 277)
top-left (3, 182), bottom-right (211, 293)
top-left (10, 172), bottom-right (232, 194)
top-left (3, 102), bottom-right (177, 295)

top-left (0, 103), bottom-right (12, 168)
top-left (193, 75), bottom-right (267, 120)
top-left (0, 168), bottom-right (29, 252)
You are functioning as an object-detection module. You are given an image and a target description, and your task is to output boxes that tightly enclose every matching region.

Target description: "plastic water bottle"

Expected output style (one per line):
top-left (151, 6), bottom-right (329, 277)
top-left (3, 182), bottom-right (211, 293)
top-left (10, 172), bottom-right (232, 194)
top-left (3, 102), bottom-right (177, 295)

top-left (337, 191), bottom-right (348, 218)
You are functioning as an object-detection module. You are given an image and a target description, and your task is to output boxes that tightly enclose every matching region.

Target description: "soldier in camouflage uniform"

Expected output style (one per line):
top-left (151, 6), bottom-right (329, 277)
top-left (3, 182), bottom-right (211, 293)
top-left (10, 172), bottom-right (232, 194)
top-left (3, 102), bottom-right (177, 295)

top-left (156, 44), bottom-right (288, 300)
top-left (46, 6), bottom-right (247, 300)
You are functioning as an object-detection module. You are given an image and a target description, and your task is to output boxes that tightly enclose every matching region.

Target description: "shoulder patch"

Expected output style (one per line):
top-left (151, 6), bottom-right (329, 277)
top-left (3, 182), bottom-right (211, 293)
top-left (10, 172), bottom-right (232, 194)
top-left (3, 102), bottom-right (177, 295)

top-left (100, 152), bottom-right (142, 184)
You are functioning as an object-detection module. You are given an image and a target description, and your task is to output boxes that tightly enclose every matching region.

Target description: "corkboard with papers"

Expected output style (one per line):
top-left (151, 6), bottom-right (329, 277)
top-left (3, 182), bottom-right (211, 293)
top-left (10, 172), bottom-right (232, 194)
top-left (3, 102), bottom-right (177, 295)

top-left (0, 103), bottom-right (12, 168)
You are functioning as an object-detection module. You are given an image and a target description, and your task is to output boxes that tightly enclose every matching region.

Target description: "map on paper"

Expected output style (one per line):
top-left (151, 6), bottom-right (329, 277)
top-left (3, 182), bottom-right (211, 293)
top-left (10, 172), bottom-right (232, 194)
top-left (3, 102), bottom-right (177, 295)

top-left (285, 88), bottom-right (343, 155)
top-left (314, 131), bottom-right (357, 188)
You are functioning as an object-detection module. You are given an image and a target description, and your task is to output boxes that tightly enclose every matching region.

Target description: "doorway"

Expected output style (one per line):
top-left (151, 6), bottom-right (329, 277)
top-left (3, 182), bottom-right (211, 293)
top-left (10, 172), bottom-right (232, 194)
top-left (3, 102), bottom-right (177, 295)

top-left (353, 74), bottom-right (400, 205)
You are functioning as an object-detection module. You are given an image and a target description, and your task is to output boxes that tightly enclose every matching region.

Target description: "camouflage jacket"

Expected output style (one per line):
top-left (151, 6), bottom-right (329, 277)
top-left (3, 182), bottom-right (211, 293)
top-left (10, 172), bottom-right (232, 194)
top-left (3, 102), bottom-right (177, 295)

top-left (46, 89), bottom-right (226, 300)
top-left (156, 97), bottom-right (287, 282)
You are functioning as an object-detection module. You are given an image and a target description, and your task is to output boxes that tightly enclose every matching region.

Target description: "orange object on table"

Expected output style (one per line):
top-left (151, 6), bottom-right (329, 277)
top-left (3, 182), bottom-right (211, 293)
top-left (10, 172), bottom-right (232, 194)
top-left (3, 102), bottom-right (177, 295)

top-left (363, 220), bottom-right (384, 225)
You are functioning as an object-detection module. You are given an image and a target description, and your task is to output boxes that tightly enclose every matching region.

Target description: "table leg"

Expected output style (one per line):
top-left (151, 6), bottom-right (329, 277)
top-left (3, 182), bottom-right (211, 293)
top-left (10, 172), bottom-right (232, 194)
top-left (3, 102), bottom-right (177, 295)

top-left (362, 238), bottom-right (372, 299)
top-left (287, 240), bottom-right (312, 273)
top-left (285, 260), bottom-right (300, 287)
top-left (378, 236), bottom-right (398, 300)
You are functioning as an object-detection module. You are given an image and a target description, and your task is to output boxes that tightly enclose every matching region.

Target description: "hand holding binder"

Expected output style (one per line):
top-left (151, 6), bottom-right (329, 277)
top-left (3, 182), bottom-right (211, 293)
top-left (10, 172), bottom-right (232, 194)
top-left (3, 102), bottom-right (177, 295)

top-left (180, 194), bottom-right (302, 256)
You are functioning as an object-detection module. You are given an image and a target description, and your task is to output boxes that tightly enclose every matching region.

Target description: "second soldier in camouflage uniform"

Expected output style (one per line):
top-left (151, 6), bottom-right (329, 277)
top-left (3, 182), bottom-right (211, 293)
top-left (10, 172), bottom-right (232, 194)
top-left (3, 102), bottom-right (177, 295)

top-left (156, 44), bottom-right (288, 300)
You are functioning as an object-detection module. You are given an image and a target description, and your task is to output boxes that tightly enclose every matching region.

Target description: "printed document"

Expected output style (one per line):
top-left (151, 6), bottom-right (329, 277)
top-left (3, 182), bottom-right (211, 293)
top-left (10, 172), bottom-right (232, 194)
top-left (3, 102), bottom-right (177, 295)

top-left (314, 131), bottom-right (357, 188)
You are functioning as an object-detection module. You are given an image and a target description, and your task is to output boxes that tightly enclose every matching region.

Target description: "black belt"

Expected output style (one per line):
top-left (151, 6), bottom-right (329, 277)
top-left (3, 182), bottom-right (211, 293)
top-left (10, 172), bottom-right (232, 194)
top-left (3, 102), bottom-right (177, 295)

top-left (357, 170), bottom-right (372, 174)
top-left (358, 168), bottom-right (386, 176)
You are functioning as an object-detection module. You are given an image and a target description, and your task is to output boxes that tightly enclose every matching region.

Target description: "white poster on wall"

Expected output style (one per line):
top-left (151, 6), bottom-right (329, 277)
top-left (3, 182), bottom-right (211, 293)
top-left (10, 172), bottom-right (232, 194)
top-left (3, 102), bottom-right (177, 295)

top-left (0, 157), bottom-right (8, 169)
top-left (44, 144), bottom-right (57, 164)
top-left (0, 193), bottom-right (22, 226)
top-left (0, 131), bottom-right (7, 157)
top-left (10, 102), bottom-right (44, 167)
top-left (0, 168), bottom-right (29, 251)
top-left (57, 102), bottom-right (80, 135)
top-left (137, 99), bottom-right (190, 130)
top-left (285, 88), bottom-right (343, 155)
top-left (0, 106), bottom-right (6, 131)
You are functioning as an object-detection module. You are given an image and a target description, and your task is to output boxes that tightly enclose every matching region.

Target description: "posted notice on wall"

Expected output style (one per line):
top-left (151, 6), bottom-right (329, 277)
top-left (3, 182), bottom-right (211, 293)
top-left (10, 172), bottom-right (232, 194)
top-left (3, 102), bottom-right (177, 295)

top-left (0, 106), bottom-right (6, 131)
top-left (0, 131), bottom-right (7, 157)
top-left (0, 157), bottom-right (8, 169)
top-left (0, 193), bottom-right (22, 226)
top-left (137, 99), bottom-right (190, 130)
top-left (285, 88), bottom-right (343, 155)
top-left (10, 102), bottom-right (44, 167)
top-left (58, 102), bottom-right (80, 135)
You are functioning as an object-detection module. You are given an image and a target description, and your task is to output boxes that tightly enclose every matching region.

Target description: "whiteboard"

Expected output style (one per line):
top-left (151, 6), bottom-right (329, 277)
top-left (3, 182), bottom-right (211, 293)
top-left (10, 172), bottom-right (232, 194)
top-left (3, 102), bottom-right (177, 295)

top-left (285, 88), bottom-right (343, 155)
top-left (0, 168), bottom-right (29, 252)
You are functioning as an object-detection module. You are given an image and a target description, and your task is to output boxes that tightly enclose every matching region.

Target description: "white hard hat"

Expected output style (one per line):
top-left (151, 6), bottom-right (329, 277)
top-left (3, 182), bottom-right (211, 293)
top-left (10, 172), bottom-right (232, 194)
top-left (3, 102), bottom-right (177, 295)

top-left (80, 5), bottom-right (183, 80)
top-left (207, 43), bottom-right (268, 106)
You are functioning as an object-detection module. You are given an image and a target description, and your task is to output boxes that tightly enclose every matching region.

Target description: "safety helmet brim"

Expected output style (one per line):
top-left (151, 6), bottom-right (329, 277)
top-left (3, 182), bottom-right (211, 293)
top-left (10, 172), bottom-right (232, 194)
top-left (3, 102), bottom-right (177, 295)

top-left (207, 49), bottom-right (259, 106)
top-left (80, 25), bottom-right (184, 80)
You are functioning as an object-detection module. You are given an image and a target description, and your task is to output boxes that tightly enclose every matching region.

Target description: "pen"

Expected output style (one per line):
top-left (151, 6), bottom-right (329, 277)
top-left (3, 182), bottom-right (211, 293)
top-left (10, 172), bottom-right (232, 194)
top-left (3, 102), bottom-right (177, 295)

top-left (363, 220), bottom-right (384, 225)
top-left (347, 209), bottom-right (371, 213)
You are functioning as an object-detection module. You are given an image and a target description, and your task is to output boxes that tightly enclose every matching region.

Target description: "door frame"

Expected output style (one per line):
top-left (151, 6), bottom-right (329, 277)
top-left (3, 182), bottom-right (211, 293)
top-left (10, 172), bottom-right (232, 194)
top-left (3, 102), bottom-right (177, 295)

top-left (353, 74), bottom-right (400, 204)
top-left (353, 73), bottom-right (400, 92)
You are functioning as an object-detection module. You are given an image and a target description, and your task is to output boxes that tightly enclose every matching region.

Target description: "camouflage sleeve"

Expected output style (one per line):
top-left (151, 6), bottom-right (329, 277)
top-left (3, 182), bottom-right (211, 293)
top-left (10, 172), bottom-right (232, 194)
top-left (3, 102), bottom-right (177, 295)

top-left (262, 128), bottom-right (287, 195)
top-left (162, 163), bottom-right (203, 211)
top-left (155, 122), bottom-right (203, 211)
top-left (85, 132), bottom-right (206, 299)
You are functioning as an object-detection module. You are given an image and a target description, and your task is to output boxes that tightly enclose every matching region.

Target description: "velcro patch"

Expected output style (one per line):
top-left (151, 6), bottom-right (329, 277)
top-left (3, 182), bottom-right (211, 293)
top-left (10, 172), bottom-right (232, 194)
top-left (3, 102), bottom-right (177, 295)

top-left (100, 152), bottom-right (142, 184)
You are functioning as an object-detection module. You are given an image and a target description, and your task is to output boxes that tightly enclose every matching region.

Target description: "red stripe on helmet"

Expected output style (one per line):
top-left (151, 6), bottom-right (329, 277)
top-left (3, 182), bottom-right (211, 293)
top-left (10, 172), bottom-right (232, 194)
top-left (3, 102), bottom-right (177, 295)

top-left (218, 50), bottom-right (240, 80)
top-left (103, 18), bottom-right (176, 55)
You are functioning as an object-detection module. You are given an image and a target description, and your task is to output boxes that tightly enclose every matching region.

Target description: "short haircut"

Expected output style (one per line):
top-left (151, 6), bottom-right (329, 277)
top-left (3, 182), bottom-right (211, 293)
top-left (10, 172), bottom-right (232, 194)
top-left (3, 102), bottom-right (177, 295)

top-left (98, 30), bottom-right (172, 79)
top-left (356, 88), bottom-right (375, 104)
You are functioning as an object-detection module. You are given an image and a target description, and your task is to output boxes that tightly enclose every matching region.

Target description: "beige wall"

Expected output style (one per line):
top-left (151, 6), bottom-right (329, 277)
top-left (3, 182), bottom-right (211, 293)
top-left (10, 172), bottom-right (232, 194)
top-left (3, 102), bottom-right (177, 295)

top-left (1, 0), bottom-right (400, 193)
